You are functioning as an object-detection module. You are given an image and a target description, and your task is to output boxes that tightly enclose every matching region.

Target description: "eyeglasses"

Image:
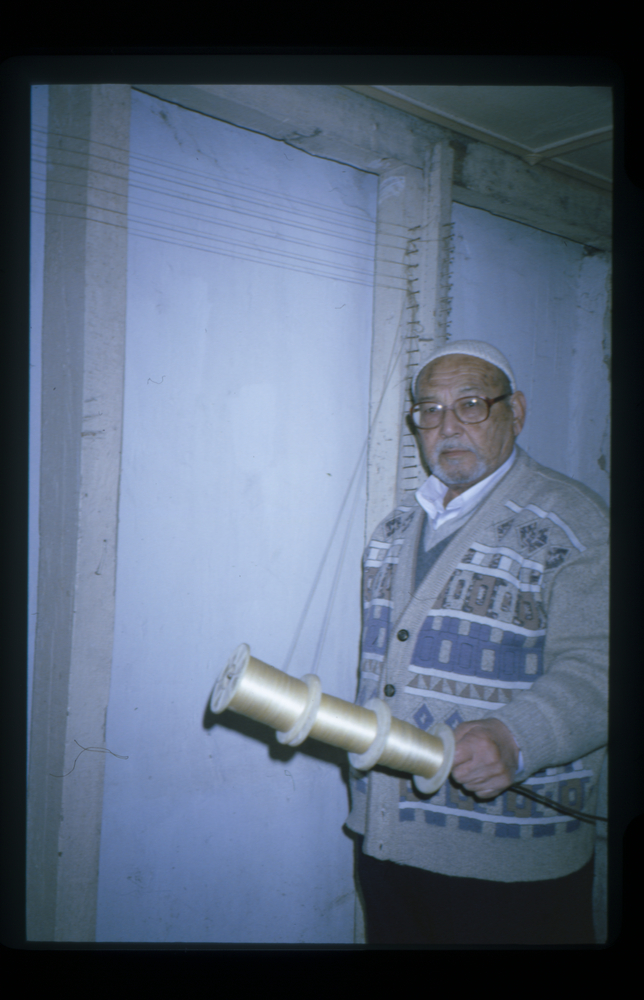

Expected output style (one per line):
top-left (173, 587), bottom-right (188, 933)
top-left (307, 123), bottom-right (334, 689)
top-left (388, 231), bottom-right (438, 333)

top-left (410, 393), bottom-right (512, 429)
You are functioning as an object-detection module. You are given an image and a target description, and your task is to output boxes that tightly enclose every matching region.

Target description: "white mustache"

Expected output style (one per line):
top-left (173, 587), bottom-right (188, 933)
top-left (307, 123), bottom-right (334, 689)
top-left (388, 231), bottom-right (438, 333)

top-left (435, 442), bottom-right (476, 456)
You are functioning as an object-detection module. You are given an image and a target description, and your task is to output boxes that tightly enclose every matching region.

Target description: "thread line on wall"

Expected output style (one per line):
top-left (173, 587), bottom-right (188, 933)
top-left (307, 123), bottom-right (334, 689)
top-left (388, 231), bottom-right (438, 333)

top-left (282, 281), bottom-right (411, 676)
top-left (286, 213), bottom-right (450, 672)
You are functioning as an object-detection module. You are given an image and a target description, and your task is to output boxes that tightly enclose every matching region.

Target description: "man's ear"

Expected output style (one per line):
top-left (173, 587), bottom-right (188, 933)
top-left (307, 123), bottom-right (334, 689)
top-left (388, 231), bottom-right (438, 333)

top-left (510, 391), bottom-right (527, 436)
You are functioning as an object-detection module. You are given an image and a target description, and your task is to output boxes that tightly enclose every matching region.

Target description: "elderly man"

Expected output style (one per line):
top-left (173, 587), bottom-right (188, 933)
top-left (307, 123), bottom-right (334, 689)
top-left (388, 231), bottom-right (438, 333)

top-left (346, 340), bottom-right (608, 945)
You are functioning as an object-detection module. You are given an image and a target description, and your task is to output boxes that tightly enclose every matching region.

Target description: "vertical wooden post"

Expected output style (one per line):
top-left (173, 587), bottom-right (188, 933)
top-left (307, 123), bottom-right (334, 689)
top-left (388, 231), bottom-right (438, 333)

top-left (365, 143), bottom-right (454, 540)
top-left (27, 84), bottom-right (131, 941)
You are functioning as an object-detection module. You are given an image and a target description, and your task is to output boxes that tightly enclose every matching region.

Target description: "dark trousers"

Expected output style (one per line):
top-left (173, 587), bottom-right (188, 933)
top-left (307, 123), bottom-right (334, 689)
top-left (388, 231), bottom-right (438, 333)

top-left (355, 837), bottom-right (595, 945)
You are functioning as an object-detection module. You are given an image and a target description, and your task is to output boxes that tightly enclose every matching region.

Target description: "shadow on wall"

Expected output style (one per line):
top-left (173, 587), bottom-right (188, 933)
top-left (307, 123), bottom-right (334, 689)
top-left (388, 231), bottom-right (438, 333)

top-left (201, 695), bottom-right (352, 780)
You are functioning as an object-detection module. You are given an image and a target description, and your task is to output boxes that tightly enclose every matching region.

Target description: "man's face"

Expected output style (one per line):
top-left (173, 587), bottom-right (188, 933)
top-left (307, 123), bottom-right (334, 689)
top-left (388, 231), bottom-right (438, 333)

top-left (415, 354), bottom-right (526, 496)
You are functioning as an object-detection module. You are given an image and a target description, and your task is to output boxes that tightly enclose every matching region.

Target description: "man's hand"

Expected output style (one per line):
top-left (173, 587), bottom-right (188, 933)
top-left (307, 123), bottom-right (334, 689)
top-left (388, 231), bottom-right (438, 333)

top-left (450, 718), bottom-right (520, 800)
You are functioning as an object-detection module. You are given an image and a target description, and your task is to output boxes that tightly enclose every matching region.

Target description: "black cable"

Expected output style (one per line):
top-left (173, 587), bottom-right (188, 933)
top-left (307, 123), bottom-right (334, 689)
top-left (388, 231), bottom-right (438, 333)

top-left (508, 783), bottom-right (607, 825)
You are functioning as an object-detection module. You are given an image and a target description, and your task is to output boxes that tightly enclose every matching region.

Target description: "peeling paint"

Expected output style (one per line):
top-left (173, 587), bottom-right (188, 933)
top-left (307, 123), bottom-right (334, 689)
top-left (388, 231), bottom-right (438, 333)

top-left (598, 411), bottom-right (611, 480)
top-left (602, 269), bottom-right (612, 383)
top-left (378, 174), bottom-right (405, 203)
top-left (449, 138), bottom-right (467, 188)
top-left (284, 127), bottom-right (322, 144)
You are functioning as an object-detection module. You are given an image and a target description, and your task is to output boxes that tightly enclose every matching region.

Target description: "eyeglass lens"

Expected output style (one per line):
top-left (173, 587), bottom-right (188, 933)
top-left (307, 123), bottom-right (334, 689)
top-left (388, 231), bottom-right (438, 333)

top-left (412, 397), bottom-right (490, 428)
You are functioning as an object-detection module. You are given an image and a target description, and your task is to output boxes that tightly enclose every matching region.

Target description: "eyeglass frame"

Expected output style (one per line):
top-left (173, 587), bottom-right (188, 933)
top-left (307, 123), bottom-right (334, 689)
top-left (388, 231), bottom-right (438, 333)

top-left (409, 393), bottom-right (513, 429)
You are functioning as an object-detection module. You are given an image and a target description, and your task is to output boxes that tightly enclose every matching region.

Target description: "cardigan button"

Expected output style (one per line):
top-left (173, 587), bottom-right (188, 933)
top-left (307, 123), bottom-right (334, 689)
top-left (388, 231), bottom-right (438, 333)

top-left (384, 684), bottom-right (396, 697)
top-left (397, 629), bottom-right (409, 641)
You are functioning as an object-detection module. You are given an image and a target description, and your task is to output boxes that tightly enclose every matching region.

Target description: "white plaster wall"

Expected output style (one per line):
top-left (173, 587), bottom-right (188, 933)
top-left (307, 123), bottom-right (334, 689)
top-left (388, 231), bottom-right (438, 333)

top-left (28, 85), bottom-right (48, 755)
top-left (448, 202), bottom-right (610, 504)
top-left (96, 92), bottom-right (377, 942)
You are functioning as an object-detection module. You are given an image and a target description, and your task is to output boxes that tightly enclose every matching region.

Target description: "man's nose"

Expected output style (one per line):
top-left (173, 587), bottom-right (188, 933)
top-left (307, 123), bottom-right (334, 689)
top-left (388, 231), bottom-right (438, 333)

top-left (439, 406), bottom-right (462, 435)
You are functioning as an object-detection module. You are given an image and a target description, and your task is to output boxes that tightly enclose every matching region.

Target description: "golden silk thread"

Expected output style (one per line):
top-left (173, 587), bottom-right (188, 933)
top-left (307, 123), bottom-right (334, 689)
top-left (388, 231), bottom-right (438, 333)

top-left (210, 644), bottom-right (454, 792)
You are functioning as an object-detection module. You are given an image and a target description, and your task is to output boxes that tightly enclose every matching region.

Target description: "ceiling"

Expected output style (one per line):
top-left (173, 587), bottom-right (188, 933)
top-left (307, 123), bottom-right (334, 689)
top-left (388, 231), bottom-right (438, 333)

top-left (345, 86), bottom-right (612, 190)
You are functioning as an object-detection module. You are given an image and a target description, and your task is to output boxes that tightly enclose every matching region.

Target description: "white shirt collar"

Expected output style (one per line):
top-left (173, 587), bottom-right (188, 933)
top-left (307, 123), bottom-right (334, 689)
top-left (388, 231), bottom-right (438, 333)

top-left (416, 447), bottom-right (517, 532)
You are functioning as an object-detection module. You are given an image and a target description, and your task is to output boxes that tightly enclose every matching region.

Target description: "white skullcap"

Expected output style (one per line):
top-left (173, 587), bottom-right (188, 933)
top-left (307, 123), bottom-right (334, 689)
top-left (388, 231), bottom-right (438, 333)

top-left (414, 340), bottom-right (517, 399)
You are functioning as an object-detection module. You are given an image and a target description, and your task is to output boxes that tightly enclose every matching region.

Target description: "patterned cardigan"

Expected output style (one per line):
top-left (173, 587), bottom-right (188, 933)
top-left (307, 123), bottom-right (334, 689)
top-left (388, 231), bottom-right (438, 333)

top-left (346, 446), bottom-right (608, 882)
